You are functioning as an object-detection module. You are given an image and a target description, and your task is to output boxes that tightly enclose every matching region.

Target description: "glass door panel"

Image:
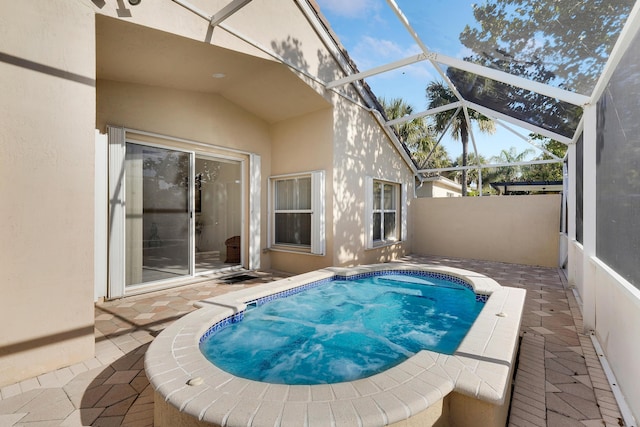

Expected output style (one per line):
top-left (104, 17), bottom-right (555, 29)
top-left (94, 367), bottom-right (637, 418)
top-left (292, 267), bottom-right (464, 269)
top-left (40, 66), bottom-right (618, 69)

top-left (125, 143), bottom-right (190, 286)
top-left (195, 157), bottom-right (242, 273)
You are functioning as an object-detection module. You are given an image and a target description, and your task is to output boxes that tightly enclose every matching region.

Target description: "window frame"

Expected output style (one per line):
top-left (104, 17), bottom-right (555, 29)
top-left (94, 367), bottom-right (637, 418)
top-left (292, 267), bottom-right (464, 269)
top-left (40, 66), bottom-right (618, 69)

top-left (268, 171), bottom-right (325, 255)
top-left (366, 177), bottom-right (403, 248)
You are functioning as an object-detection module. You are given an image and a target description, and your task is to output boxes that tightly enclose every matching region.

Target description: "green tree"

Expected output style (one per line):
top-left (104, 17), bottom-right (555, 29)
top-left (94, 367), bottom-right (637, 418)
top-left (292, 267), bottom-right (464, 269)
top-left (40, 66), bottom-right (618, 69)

top-left (451, 1), bottom-right (632, 140)
top-left (425, 81), bottom-right (496, 196)
top-left (459, 0), bottom-right (633, 94)
top-left (380, 97), bottom-right (425, 147)
top-left (414, 139), bottom-right (451, 172)
top-left (451, 153), bottom-right (489, 194)
top-left (380, 97), bottom-right (452, 173)
top-left (490, 147), bottom-right (535, 182)
top-left (521, 138), bottom-right (567, 181)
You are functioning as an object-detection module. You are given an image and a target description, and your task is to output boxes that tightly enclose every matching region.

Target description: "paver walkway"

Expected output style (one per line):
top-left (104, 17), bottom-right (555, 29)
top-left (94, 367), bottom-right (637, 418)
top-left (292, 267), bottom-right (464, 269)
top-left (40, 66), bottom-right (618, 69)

top-left (403, 256), bottom-right (625, 427)
top-left (0, 256), bottom-right (626, 426)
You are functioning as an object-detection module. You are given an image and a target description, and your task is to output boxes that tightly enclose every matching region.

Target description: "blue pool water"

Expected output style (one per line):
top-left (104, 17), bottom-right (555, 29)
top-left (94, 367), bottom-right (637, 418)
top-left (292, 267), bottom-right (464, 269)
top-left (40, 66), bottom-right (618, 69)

top-left (200, 273), bottom-right (485, 385)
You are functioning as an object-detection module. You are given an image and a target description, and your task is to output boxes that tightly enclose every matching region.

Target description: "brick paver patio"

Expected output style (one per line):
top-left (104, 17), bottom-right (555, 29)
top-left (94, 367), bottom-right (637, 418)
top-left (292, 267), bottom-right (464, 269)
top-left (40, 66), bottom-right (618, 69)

top-left (0, 256), bottom-right (626, 426)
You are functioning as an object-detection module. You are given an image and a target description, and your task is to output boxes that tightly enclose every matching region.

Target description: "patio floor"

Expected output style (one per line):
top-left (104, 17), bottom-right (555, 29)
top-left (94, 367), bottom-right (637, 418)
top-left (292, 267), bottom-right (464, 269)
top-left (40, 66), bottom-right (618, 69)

top-left (0, 255), bottom-right (626, 426)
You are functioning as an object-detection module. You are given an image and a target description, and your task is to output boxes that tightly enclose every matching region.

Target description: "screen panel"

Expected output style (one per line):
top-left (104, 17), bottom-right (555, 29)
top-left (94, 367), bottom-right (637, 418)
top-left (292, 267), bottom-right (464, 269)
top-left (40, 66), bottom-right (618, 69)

top-left (595, 29), bottom-right (640, 290)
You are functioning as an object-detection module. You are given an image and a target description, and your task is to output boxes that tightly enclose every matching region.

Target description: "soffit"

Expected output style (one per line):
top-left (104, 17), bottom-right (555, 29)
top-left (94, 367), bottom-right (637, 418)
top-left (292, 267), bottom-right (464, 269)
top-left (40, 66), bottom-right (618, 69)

top-left (96, 15), bottom-right (329, 124)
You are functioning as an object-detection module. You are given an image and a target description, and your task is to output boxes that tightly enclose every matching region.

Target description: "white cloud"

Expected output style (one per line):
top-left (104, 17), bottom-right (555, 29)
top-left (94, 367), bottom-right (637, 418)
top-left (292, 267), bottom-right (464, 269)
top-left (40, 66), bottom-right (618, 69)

top-left (355, 36), bottom-right (403, 60)
top-left (351, 36), bottom-right (422, 68)
top-left (316, 0), bottom-right (378, 18)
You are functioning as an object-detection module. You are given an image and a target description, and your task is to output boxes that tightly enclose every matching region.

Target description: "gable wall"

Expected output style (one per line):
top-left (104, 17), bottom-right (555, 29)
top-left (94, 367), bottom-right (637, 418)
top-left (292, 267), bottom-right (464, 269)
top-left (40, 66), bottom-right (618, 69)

top-left (332, 98), bottom-right (414, 266)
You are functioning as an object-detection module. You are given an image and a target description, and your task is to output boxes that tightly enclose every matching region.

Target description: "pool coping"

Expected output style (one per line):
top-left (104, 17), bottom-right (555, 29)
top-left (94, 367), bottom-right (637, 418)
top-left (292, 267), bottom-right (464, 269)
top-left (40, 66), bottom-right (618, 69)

top-left (145, 263), bottom-right (526, 426)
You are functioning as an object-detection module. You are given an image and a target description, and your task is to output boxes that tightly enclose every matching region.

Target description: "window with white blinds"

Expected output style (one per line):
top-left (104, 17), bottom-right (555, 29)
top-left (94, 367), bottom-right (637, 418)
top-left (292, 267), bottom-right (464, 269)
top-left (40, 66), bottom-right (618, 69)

top-left (270, 171), bottom-right (325, 255)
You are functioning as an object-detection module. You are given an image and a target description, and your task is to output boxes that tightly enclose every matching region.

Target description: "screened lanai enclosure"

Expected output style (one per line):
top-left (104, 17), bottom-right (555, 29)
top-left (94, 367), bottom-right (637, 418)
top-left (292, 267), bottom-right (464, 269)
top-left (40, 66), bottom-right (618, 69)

top-left (157, 0), bottom-right (640, 421)
top-left (312, 0), bottom-right (640, 422)
top-left (3, 0), bottom-right (640, 423)
top-left (318, 0), bottom-right (634, 183)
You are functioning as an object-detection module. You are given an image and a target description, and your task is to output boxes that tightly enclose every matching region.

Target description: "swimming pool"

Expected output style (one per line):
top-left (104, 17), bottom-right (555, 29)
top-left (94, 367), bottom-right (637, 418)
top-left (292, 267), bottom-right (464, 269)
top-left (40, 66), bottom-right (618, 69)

top-left (145, 263), bottom-right (526, 427)
top-left (200, 272), bottom-right (485, 385)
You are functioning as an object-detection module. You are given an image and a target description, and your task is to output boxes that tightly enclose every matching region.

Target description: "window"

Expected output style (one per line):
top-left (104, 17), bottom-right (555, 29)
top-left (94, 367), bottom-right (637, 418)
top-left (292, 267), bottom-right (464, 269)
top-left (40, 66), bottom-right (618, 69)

top-left (270, 171), bottom-right (325, 254)
top-left (367, 178), bottom-right (402, 247)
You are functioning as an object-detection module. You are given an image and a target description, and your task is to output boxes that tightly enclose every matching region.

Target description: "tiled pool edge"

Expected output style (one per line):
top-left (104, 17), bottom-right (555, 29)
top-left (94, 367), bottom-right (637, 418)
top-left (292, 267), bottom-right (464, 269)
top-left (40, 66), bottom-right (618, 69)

top-left (145, 263), bottom-right (526, 427)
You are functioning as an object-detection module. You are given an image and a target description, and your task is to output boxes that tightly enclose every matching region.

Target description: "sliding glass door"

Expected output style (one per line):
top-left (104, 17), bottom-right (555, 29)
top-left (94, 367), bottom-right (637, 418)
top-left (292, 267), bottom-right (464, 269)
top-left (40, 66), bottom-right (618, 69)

top-left (123, 144), bottom-right (242, 289)
top-left (125, 144), bottom-right (190, 286)
top-left (194, 156), bottom-right (242, 273)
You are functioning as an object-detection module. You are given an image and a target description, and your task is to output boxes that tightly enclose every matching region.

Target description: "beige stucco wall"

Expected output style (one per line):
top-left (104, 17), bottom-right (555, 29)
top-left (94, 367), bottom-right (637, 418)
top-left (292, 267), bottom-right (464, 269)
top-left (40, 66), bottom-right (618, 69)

top-left (0, 0), bottom-right (96, 386)
top-left (269, 109), bottom-right (335, 274)
top-left (96, 81), bottom-right (273, 153)
top-left (92, 0), bottom-right (272, 63)
top-left (431, 184), bottom-right (461, 198)
top-left (333, 100), bottom-right (413, 267)
top-left (416, 180), bottom-right (462, 198)
top-left (97, 79), bottom-right (275, 270)
top-left (0, 0), bottom-right (418, 387)
top-left (568, 237), bottom-right (640, 421)
top-left (411, 195), bottom-right (561, 267)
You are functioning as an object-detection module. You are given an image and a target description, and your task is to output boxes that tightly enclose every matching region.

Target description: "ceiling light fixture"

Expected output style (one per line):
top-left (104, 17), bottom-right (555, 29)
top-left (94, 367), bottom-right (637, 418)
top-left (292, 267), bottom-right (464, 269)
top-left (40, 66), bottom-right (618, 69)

top-left (212, 73), bottom-right (226, 79)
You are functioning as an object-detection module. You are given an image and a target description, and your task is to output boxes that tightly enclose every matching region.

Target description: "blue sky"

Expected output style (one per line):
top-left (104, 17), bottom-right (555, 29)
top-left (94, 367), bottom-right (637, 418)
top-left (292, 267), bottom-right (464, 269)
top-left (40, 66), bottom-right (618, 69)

top-left (316, 0), bottom-right (540, 162)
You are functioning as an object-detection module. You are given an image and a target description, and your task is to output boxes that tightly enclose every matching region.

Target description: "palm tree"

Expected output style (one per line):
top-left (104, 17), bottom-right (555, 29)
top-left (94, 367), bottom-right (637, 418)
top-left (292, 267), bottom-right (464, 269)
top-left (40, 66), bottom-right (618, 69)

top-left (414, 139), bottom-right (451, 172)
top-left (379, 97), bottom-right (425, 147)
top-left (425, 81), bottom-right (496, 195)
top-left (380, 97), bottom-right (450, 172)
top-left (452, 153), bottom-right (489, 194)
top-left (491, 147), bottom-right (535, 182)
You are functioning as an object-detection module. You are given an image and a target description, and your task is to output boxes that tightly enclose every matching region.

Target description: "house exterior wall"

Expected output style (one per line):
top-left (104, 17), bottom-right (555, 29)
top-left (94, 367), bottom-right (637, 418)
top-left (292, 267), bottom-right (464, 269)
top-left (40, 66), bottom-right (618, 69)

top-left (411, 195), bottom-right (561, 267)
top-left (91, 0), bottom-right (339, 98)
top-left (0, 0), bottom-right (417, 387)
top-left (570, 236), bottom-right (640, 422)
top-left (333, 100), bottom-right (413, 266)
top-left (96, 79), bottom-right (274, 272)
top-left (269, 109), bottom-right (335, 274)
top-left (90, 1), bottom-right (273, 63)
top-left (416, 181), bottom-right (462, 198)
top-left (430, 185), bottom-right (461, 198)
top-left (416, 184), bottom-right (435, 198)
top-left (568, 242), bottom-right (584, 297)
top-left (0, 0), bottom-right (96, 386)
top-left (430, 185), bottom-right (452, 198)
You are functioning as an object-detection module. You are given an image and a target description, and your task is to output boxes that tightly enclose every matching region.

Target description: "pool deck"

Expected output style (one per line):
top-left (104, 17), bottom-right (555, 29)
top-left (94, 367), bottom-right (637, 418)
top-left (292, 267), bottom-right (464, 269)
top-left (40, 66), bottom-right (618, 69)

top-left (0, 255), bottom-right (627, 427)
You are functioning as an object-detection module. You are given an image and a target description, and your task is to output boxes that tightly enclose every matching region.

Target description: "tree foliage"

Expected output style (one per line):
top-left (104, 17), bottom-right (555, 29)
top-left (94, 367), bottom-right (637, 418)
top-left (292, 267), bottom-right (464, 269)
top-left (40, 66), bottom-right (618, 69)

top-left (459, 0), bottom-right (634, 94)
top-left (379, 97), bottom-right (426, 147)
top-left (521, 138), bottom-right (567, 181)
top-left (450, 153), bottom-right (489, 194)
top-left (380, 97), bottom-right (452, 173)
top-left (452, 0), bottom-right (633, 139)
top-left (490, 146), bottom-right (535, 182)
top-left (425, 81), bottom-right (495, 195)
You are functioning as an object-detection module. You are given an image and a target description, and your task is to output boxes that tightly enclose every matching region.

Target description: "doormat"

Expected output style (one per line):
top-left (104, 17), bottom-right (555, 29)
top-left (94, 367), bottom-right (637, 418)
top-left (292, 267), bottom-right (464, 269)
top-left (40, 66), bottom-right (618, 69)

top-left (221, 274), bottom-right (257, 284)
